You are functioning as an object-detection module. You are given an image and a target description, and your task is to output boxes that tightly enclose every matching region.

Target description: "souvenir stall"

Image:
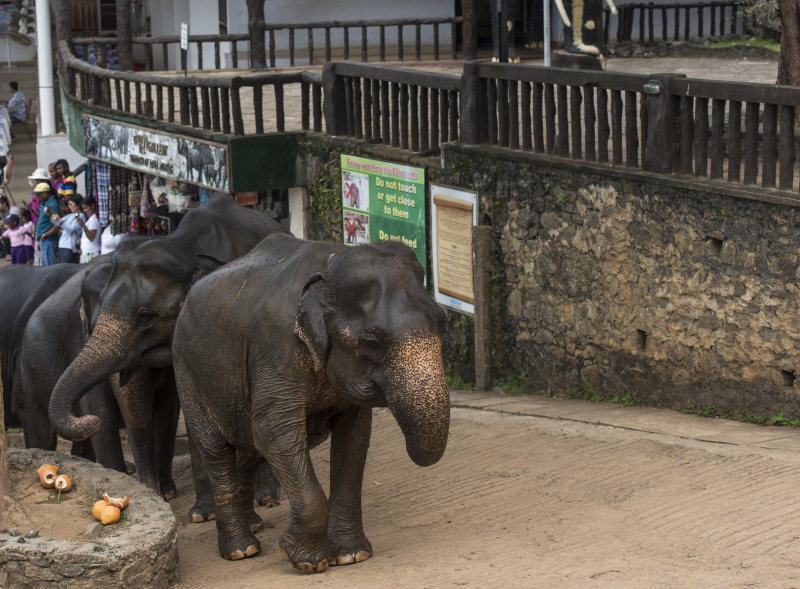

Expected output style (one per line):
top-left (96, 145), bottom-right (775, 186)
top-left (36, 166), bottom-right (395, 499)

top-left (80, 114), bottom-right (232, 240)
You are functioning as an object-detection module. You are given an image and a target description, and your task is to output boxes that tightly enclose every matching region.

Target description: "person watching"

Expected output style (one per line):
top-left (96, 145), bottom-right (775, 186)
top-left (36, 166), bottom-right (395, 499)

top-left (50, 195), bottom-right (85, 264)
top-left (33, 183), bottom-right (60, 266)
top-left (75, 195), bottom-right (101, 264)
top-left (2, 82), bottom-right (26, 140)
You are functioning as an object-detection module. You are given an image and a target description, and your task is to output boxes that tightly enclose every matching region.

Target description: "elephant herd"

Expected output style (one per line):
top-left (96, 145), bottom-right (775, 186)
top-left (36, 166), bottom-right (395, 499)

top-left (2, 194), bottom-right (450, 573)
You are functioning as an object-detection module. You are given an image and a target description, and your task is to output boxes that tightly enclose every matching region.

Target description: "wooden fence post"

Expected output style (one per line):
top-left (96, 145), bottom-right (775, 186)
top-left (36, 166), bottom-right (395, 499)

top-left (247, 0), bottom-right (267, 68)
top-left (473, 225), bottom-right (493, 391)
top-left (322, 63), bottom-right (347, 136)
top-left (644, 73), bottom-right (683, 174)
top-left (460, 61), bottom-right (479, 144)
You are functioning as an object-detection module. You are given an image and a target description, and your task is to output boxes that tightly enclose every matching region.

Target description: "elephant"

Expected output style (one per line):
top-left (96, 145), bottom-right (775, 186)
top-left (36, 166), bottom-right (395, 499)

top-left (18, 258), bottom-right (164, 486)
top-left (555, 0), bottom-right (618, 57)
top-left (48, 195), bottom-right (289, 501)
top-left (172, 234), bottom-right (450, 571)
top-left (1, 264), bottom-right (85, 428)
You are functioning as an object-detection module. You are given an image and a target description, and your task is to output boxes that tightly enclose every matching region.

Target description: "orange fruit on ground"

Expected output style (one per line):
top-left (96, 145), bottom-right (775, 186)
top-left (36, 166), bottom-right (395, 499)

top-left (100, 505), bottom-right (121, 525)
top-left (92, 500), bottom-right (109, 520)
top-left (54, 475), bottom-right (72, 492)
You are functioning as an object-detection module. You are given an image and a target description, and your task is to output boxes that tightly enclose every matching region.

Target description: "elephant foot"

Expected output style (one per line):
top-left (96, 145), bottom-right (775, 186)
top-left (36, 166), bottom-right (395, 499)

top-left (189, 499), bottom-right (216, 524)
top-left (254, 496), bottom-right (280, 508)
top-left (245, 510), bottom-right (274, 533)
top-left (125, 461), bottom-right (136, 475)
top-left (161, 481), bottom-right (177, 502)
top-left (279, 529), bottom-right (330, 573)
top-left (327, 535), bottom-right (373, 566)
top-left (219, 532), bottom-right (261, 561)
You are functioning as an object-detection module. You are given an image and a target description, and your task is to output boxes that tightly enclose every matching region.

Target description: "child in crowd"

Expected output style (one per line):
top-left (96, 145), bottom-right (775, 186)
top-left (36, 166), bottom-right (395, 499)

top-left (1, 213), bottom-right (33, 264)
top-left (75, 195), bottom-right (101, 264)
top-left (20, 209), bottom-right (34, 265)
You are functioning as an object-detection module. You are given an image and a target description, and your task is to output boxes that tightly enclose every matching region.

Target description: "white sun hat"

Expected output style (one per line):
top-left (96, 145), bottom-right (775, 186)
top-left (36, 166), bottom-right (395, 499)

top-left (27, 167), bottom-right (51, 187)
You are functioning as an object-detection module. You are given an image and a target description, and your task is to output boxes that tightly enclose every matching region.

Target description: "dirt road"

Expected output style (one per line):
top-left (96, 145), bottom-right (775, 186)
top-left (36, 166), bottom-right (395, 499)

top-left (168, 405), bottom-right (800, 589)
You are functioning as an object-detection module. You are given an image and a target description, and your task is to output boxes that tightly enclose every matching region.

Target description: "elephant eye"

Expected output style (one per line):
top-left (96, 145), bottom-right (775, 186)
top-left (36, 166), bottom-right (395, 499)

top-left (360, 337), bottom-right (384, 357)
top-left (137, 312), bottom-right (158, 328)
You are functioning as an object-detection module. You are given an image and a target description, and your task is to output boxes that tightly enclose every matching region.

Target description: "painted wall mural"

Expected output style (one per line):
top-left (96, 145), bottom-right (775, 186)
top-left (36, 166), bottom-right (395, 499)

top-left (81, 115), bottom-right (230, 192)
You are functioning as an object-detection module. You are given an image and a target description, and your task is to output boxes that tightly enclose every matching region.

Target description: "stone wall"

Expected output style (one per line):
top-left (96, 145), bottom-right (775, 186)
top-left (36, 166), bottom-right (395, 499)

top-left (299, 134), bottom-right (800, 418)
top-left (0, 448), bottom-right (179, 589)
top-left (440, 144), bottom-right (800, 417)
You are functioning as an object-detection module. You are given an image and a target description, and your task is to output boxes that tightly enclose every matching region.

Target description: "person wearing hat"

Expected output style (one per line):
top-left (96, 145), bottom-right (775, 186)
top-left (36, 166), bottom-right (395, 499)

top-left (27, 167), bottom-right (52, 227)
top-left (33, 182), bottom-right (60, 265)
top-left (1, 213), bottom-right (32, 264)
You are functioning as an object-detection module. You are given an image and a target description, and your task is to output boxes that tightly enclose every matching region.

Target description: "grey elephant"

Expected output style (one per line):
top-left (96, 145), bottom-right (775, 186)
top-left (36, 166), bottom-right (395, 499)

top-left (173, 234), bottom-right (450, 571)
top-left (48, 195), bottom-right (288, 504)
top-left (555, 0), bottom-right (618, 57)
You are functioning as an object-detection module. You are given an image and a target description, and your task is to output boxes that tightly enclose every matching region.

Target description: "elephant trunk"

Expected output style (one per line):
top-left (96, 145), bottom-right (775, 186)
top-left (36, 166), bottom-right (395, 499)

top-left (384, 330), bottom-right (450, 467)
top-left (49, 313), bottom-right (132, 442)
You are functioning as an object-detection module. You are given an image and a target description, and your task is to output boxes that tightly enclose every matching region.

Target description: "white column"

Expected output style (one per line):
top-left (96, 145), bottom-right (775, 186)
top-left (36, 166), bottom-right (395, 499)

top-left (36, 0), bottom-right (55, 136)
top-left (544, 0), bottom-right (551, 66)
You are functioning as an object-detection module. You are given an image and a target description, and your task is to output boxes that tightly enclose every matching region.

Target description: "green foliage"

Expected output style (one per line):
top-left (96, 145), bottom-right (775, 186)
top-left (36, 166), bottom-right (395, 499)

top-left (447, 373), bottom-right (475, 390)
top-left (738, 411), bottom-right (768, 425)
top-left (5, 428), bottom-right (20, 434)
top-left (711, 35), bottom-right (780, 52)
top-left (307, 158), bottom-right (342, 227)
top-left (719, 208), bottom-right (728, 222)
top-left (683, 404), bottom-right (717, 417)
top-left (556, 193), bottom-right (565, 206)
top-left (562, 373), bottom-right (642, 406)
top-left (496, 373), bottom-right (541, 396)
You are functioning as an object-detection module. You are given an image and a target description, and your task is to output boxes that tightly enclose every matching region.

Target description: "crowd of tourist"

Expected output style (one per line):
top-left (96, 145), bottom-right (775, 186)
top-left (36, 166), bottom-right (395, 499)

top-left (0, 159), bottom-right (126, 266)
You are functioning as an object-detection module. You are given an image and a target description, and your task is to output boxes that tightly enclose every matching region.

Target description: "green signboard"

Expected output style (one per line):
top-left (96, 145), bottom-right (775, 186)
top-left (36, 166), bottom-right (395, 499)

top-left (341, 154), bottom-right (427, 271)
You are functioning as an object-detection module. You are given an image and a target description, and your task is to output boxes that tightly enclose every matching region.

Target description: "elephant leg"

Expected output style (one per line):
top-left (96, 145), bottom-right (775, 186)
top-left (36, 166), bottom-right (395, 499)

top-left (327, 406), bottom-right (373, 567)
top-left (71, 439), bottom-right (96, 461)
top-left (112, 369), bottom-right (159, 494)
top-left (195, 426), bottom-right (260, 560)
top-left (254, 403), bottom-right (329, 573)
top-left (187, 426), bottom-right (217, 523)
top-left (153, 369), bottom-right (180, 500)
top-left (254, 461), bottom-right (281, 508)
top-left (236, 452), bottom-right (268, 533)
top-left (82, 381), bottom-right (126, 473)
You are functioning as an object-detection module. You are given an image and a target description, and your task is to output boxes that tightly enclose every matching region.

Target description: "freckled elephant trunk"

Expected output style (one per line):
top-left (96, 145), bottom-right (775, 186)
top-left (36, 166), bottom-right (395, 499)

top-left (49, 313), bottom-right (132, 442)
top-left (385, 335), bottom-right (450, 467)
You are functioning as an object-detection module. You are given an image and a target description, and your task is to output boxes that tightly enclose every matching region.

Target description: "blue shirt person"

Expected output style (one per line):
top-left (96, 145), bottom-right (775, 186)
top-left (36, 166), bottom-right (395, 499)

top-left (33, 184), bottom-right (59, 265)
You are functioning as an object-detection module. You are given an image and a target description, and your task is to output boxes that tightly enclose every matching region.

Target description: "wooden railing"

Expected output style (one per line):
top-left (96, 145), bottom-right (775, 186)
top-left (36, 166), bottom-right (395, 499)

top-left (606, 1), bottom-right (742, 44)
top-left (71, 34), bottom-right (250, 72)
top-left (323, 61), bottom-right (461, 152)
top-left (261, 17), bottom-right (464, 67)
top-left (60, 40), bottom-right (323, 136)
top-left (461, 63), bottom-right (651, 167)
top-left (670, 77), bottom-right (800, 190)
top-left (70, 16), bottom-right (464, 73)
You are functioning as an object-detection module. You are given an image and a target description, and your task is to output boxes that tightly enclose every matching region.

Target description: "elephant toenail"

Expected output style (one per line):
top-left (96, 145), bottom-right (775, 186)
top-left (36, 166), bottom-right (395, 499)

top-left (295, 562), bottom-right (314, 573)
top-left (230, 550), bottom-right (245, 560)
top-left (355, 551), bottom-right (371, 563)
top-left (190, 514), bottom-right (205, 523)
top-left (280, 547), bottom-right (290, 562)
top-left (245, 544), bottom-right (259, 557)
top-left (316, 560), bottom-right (328, 572)
top-left (337, 554), bottom-right (354, 565)
top-left (327, 556), bottom-right (337, 566)
top-left (164, 491), bottom-right (177, 501)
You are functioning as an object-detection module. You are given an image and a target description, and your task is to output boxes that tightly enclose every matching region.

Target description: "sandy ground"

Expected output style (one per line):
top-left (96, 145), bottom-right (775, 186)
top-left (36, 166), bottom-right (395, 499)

top-left (167, 405), bottom-right (800, 589)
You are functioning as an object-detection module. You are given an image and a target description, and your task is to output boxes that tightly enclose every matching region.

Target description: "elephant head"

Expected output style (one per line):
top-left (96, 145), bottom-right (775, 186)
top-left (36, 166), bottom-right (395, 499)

top-left (49, 195), bottom-right (289, 442)
top-left (295, 241), bottom-right (450, 467)
top-left (49, 238), bottom-right (225, 441)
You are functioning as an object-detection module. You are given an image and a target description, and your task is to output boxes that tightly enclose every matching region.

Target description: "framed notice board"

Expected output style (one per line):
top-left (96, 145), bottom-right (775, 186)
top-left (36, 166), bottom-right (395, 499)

top-left (430, 184), bottom-right (478, 314)
top-left (340, 154), bottom-right (427, 272)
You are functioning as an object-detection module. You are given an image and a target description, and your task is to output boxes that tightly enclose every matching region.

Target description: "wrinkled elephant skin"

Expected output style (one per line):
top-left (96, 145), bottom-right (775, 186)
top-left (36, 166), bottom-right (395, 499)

top-left (48, 195), bottom-right (289, 498)
top-left (173, 235), bottom-right (450, 570)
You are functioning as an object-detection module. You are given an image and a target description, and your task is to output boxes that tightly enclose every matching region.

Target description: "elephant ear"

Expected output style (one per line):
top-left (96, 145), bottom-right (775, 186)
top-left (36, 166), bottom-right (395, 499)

top-left (294, 272), bottom-right (329, 373)
top-left (191, 253), bottom-right (227, 284)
